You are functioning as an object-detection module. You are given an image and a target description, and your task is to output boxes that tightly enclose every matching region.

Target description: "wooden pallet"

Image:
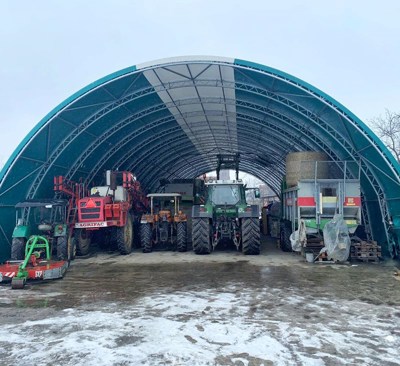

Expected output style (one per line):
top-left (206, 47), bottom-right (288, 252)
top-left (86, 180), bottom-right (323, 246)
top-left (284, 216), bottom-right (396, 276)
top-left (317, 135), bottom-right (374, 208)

top-left (352, 256), bottom-right (380, 263)
top-left (303, 242), bottom-right (324, 257)
top-left (350, 241), bottom-right (381, 262)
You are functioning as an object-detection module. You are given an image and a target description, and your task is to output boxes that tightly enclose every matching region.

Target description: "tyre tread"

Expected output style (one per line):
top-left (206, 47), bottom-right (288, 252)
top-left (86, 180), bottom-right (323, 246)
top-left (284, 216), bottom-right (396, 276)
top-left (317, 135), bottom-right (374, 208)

top-left (117, 213), bottom-right (133, 255)
top-left (176, 222), bottom-right (187, 252)
top-left (56, 236), bottom-right (68, 260)
top-left (242, 218), bottom-right (261, 255)
top-left (11, 238), bottom-right (25, 260)
top-left (141, 223), bottom-right (153, 253)
top-left (192, 218), bottom-right (211, 254)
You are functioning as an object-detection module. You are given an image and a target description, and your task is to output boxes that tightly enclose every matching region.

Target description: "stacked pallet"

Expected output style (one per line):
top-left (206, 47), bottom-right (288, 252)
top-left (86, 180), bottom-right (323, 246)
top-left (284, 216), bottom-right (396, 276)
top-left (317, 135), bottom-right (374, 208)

top-left (301, 238), bottom-right (333, 262)
top-left (303, 238), bottom-right (324, 256)
top-left (350, 241), bottom-right (381, 262)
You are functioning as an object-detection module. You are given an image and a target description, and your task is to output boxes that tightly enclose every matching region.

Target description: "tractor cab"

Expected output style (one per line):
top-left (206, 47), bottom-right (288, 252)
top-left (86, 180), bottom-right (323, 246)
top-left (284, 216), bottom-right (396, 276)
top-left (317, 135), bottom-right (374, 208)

top-left (206, 180), bottom-right (246, 207)
top-left (148, 193), bottom-right (183, 220)
top-left (14, 199), bottom-right (69, 237)
top-left (12, 199), bottom-right (70, 260)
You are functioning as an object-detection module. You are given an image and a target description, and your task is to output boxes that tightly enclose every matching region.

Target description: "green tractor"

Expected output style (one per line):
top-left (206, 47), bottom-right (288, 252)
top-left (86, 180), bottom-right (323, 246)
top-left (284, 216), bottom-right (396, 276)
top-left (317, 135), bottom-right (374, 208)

top-left (191, 179), bottom-right (261, 255)
top-left (11, 199), bottom-right (75, 261)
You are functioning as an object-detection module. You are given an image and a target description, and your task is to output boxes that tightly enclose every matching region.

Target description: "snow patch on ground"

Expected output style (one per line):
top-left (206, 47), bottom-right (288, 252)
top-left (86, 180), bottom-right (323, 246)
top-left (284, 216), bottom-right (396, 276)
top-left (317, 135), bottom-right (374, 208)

top-left (0, 288), bottom-right (399, 365)
top-left (0, 285), bottom-right (63, 304)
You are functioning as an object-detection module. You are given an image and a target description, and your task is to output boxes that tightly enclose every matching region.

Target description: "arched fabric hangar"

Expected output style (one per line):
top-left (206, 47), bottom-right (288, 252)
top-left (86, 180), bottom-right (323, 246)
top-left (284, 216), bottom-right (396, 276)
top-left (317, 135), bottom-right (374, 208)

top-left (0, 56), bottom-right (399, 261)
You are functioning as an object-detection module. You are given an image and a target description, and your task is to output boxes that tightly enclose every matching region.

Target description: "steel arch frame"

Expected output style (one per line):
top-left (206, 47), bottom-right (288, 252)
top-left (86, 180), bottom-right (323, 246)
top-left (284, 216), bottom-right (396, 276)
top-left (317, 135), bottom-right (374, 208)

top-left (20, 71), bottom-right (383, 244)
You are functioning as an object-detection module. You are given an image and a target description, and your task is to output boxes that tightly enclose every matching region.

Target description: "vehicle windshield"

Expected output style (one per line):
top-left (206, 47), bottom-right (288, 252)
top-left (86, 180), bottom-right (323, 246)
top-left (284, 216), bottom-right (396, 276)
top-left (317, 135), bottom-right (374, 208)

top-left (31, 206), bottom-right (53, 224)
top-left (209, 185), bottom-right (240, 205)
top-left (31, 205), bottom-right (65, 224)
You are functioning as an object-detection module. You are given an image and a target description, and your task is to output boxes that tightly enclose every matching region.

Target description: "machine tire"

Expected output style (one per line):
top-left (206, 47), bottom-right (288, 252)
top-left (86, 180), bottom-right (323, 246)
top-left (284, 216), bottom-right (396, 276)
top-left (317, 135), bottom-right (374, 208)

top-left (192, 218), bottom-right (211, 254)
top-left (280, 225), bottom-right (293, 252)
top-left (11, 237), bottom-right (26, 260)
top-left (117, 213), bottom-right (133, 255)
top-left (132, 215), bottom-right (142, 249)
top-left (75, 228), bottom-right (91, 256)
top-left (141, 223), bottom-right (153, 253)
top-left (242, 218), bottom-right (261, 255)
top-left (176, 222), bottom-right (187, 252)
top-left (68, 234), bottom-right (76, 260)
top-left (56, 236), bottom-right (68, 260)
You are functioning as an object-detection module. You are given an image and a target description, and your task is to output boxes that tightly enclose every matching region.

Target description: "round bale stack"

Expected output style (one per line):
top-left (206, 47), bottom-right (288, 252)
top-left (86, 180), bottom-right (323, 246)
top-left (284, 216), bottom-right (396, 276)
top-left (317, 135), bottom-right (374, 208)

top-left (285, 151), bottom-right (329, 187)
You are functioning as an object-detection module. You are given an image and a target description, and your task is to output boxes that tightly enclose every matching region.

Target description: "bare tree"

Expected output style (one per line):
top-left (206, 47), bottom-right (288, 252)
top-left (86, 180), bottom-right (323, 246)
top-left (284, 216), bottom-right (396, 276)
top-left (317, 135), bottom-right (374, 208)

top-left (370, 109), bottom-right (400, 162)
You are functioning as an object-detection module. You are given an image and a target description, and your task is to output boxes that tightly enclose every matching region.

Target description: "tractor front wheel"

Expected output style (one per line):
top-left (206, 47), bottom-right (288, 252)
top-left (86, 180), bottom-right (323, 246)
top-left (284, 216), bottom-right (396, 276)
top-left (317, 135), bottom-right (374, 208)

top-left (192, 218), bottom-right (211, 254)
top-left (11, 237), bottom-right (26, 260)
top-left (242, 218), bottom-right (261, 255)
top-left (141, 223), bottom-right (153, 253)
top-left (75, 229), bottom-right (91, 256)
top-left (176, 222), bottom-right (187, 252)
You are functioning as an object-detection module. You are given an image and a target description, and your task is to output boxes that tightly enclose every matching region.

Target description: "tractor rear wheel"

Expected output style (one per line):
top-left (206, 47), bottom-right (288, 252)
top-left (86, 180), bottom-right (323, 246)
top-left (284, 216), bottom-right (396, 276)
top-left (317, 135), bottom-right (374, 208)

top-left (11, 237), bottom-right (26, 260)
top-left (75, 229), bottom-right (91, 256)
top-left (242, 218), bottom-right (261, 255)
top-left (192, 218), bottom-right (211, 254)
top-left (56, 236), bottom-right (68, 260)
top-left (141, 223), bottom-right (153, 253)
top-left (280, 225), bottom-right (293, 252)
top-left (176, 222), bottom-right (187, 252)
top-left (117, 213), bottom-right (133, 255)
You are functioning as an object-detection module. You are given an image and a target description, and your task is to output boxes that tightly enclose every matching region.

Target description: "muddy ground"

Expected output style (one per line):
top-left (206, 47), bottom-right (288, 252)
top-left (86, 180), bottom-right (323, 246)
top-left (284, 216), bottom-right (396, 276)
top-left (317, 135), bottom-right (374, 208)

top-left (0, 236), bottom-right (399, 365)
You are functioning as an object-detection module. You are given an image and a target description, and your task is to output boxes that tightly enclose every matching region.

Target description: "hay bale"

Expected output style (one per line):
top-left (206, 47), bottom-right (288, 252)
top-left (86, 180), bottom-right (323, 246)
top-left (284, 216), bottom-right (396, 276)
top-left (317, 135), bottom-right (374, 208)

top-left (286, 151), bottom-right (329, 186)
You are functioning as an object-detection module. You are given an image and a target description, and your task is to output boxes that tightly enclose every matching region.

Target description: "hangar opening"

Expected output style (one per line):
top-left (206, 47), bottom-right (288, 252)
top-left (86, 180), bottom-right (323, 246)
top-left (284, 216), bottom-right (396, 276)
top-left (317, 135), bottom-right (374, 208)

top-left (0, 56), bottom-right (399, 262)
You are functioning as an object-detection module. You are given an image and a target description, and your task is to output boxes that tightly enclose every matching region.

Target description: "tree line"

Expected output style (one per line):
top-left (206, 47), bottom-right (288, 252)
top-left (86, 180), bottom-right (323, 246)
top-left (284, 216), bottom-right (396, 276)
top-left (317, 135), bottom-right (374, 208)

top-left (370, 109), bottom-right (400, 163)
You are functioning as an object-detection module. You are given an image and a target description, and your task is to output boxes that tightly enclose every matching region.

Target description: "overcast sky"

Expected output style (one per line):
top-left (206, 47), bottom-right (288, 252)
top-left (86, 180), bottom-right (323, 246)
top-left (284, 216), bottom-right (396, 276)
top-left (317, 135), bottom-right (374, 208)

top-left (0, 0), bottom-right (399, 166)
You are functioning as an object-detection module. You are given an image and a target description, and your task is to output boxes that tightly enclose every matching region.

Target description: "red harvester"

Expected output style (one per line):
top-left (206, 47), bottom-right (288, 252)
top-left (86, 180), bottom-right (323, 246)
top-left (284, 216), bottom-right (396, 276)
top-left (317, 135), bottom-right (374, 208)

top-left (74, 170), bottom-right (148, 255)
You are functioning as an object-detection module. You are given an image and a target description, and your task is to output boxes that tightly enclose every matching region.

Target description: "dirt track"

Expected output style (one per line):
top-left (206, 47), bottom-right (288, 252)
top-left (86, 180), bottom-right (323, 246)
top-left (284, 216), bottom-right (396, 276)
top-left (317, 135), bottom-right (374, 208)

top-left (0, 237), bottom-right (399, 365)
